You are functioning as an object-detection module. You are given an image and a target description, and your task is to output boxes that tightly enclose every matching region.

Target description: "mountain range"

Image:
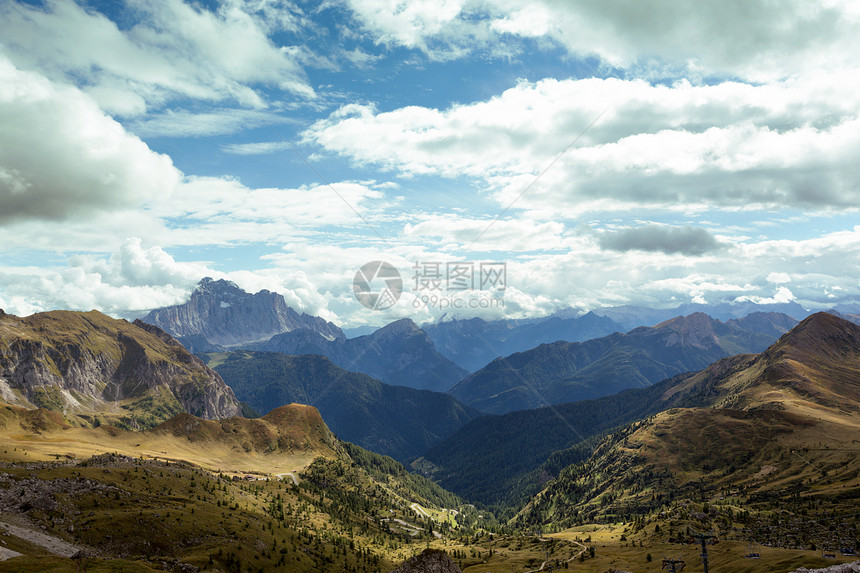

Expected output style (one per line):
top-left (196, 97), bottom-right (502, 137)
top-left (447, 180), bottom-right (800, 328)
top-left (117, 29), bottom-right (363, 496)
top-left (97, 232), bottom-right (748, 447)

top-left (254, 318), bottom-right (467, 393)
top-left (421, 312), bottom-right (846, 508)
top-left (142, 277), bottom-right (343, 349)
top-left (0, 309), bottom-right (241, 428)
top-left (421, 301), bottom-right (818, 372)
top-left (516, 312), bottom-right (860, 527)
top-left (448, 311), bottom-right (799, 414)
top-left (205, 350), bottom-right (478, 462)
top-left (1, 300), bottom-right (858, 572)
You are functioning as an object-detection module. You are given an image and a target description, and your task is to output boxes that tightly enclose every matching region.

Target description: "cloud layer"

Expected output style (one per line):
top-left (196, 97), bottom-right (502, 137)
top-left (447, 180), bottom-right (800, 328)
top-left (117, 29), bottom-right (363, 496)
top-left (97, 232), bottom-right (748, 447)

top-left (0, 0), bottom-right (858, 326)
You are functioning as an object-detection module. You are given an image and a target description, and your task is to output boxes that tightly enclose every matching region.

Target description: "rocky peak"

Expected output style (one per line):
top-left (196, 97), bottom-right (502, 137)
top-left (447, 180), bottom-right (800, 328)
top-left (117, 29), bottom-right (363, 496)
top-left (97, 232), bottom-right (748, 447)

top-left (652, 312), bottom-right (720, 348)
top-left (142, 278), bottom-right (344, 348)
top-left (389, 549), bottom-right (461, 573)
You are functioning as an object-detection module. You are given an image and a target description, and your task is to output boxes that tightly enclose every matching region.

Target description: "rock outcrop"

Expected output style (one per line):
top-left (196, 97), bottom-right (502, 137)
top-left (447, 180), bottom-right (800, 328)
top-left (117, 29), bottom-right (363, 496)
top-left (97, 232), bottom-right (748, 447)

top-left (0, 309), bottom-right (241, 426)
top-left (389, 549), bottom-right (462, 573)
top-left (142, 278), bottom-right (343, 348)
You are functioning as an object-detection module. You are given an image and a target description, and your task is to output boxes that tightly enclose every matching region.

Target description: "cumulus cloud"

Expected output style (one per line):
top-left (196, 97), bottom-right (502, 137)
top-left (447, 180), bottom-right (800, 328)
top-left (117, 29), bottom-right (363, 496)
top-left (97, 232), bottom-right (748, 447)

top-left (0, 54), bottom-right (395, 251)
top-left (0, 239), bottom-right (206, 317)
top-left (0, 57), bottom-right (180, 224)
top-left (305, 76), bottom-right (860, 214)
top-left (767, 272), bottom-right (792, 284)
top-left (341, 0), bottom-right (859, 79)
top-left (598, 225), bottom-right (723, 255)
top-left (0, 0), bottom-right (313, 116)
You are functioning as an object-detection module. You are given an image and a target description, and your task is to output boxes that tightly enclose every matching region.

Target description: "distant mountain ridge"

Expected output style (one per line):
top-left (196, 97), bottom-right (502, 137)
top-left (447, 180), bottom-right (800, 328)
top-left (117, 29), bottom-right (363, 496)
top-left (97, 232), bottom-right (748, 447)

top-left (142, 278), bottom-right (343, 349)
top-left (423, 302), bottom-right (812, 372)
top-left (423, 311), bottom-right (622, 372)
top-left (256, 318), bottom-right (467, 393)
top-left (448, 311), bottom-right (799, 414)
top-left (590, 300), bottom-right (813, 331)
top-left (207, 351), bottom-right (478, 462)
top-left (0, 309), bottom-right (241, 428)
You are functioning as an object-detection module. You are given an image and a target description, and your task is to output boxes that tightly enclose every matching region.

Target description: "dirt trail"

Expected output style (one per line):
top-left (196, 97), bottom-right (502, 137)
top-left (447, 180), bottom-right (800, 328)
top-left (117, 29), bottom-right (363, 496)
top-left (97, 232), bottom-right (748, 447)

top-left (524, 538), bottom-right (588, 572)
top-left (0, 521), bottom-right (85, 558)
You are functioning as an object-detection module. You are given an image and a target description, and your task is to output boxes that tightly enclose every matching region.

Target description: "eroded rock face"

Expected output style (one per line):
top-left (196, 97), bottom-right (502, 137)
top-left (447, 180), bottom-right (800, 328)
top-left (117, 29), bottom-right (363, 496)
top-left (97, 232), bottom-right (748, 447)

top-left (389, 549), bottom-right (462, 573)
top-left (0, 310), bottom-right (241, 424)
top-left (142, 278), bottom-right (343, 348)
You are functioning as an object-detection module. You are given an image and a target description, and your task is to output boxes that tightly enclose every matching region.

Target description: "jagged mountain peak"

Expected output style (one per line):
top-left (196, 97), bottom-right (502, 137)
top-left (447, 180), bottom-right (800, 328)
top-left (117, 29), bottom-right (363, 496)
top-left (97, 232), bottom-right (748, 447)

top-left (258, 318), bottom-right (467, 393)
top-left (142, 278), bottom-right (343, 348)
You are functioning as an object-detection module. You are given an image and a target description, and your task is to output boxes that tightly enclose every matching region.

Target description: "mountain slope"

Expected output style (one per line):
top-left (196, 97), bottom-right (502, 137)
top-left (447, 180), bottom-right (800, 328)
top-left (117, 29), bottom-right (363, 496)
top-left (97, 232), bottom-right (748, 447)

top-left (449, 312), bottom-right (798, 414)
top-left (0, 401), bottom-right (481, 573)
top-left (0, 309), bottom-right (241, 427)
top-left (142, 277), bottom-right (343, 349)
top-left (207, 351), bottom-right (478, 462)
top-left (257, 318), bottom-right (467, 392)
top-left (516, 312), bottom-right (860, 528)
top-left (663, 311), bottom-right (860, 417)
top-left (418, 373), bottom-right (696, 507)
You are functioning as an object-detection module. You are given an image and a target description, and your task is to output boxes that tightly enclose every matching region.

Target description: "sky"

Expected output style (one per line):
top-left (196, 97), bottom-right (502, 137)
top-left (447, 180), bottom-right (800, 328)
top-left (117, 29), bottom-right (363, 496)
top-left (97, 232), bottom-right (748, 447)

top-left (1, 0), bottom-right (859, 328)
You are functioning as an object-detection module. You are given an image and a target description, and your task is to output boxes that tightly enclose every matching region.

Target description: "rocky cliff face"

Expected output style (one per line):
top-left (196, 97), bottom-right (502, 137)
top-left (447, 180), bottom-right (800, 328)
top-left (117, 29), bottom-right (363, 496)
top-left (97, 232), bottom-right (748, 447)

top-left (0, 309), bottom-right (241, 427)
top-left (141, 278), bottom-right (343, 348)
top-left (389, 549), bottom-right (462, 573)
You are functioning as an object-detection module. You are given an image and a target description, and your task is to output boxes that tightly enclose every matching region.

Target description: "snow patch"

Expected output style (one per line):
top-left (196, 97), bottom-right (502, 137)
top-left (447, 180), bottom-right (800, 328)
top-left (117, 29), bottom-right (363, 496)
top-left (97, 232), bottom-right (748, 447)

top-left (220, 301), bottom-right (232, 308)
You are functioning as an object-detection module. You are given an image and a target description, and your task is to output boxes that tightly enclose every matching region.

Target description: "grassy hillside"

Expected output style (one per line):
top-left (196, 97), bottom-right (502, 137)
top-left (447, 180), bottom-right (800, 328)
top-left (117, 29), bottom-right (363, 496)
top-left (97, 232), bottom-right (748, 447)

top-left (513, 313), bottom-right (860, 559)
top-left (0, 400), bottom-right (495, 572)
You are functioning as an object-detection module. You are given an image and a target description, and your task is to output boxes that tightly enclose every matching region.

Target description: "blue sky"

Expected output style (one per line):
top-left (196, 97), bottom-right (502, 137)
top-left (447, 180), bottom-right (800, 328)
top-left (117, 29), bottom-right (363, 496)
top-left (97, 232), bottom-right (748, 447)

top-left (1, 0), bottom-right (859, 328)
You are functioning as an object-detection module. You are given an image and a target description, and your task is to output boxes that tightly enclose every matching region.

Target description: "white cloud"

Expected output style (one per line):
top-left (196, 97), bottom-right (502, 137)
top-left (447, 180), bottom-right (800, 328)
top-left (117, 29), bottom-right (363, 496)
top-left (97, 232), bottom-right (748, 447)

top-left (767, 272), bottom-right (792, 284)
top-left (0, 57), bottom-right (180, 224)
top-left (0, 240), bottom-right (204, 317)
top-left (0, 0), bottom-right (313, 117)
top-left (735, 286), bottom-right (796, 305)
top-left (132, 109), bottom-right (292, 138)
top-left (0, 55), bottom-right (396, 252)
top-left (341, 0), bottom-right (860, 80)
top-left (305, 76), bottom-right (860, 214)
top-left (221, 141), bottom-right (293, 155)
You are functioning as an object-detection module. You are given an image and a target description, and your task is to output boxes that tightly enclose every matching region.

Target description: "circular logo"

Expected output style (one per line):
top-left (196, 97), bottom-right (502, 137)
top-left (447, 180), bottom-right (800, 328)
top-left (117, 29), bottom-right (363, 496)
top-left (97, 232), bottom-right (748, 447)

top-left (353, 261), bottom-right (403, 310)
